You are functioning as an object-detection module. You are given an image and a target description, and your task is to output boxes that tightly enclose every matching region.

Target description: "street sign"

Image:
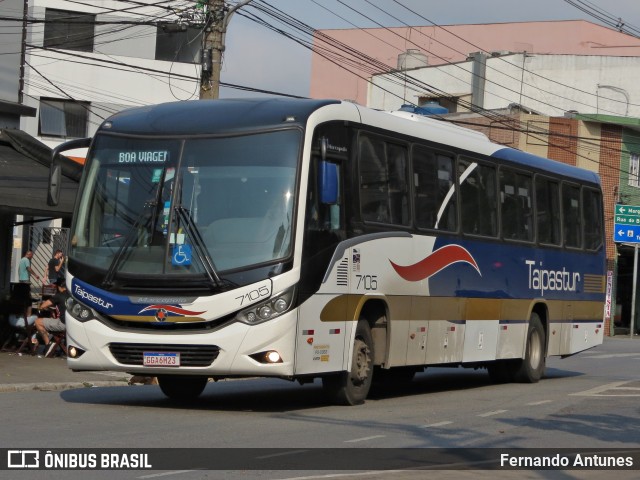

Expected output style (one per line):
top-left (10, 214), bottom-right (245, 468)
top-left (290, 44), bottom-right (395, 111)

top-left (614, 204), bottom-right (640, 243)
top-left (614, 214), bottom-right (640, 225)
top-left (614, 224), bottom-right (640, 243)
top-left (615, 205), bottom-right (640, 338)
top-left (615, 204), bottom-right (640, 215)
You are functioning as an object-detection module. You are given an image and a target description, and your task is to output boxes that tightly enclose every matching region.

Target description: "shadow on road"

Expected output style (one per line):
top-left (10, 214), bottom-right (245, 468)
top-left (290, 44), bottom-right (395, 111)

top-left (59, 365), bottom-right (584, 413)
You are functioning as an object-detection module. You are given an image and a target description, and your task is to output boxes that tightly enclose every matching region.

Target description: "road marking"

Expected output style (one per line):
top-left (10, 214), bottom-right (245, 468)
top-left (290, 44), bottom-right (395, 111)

top-left (344, 435), bottom-right (386, 443)
top-left (279, 470), bottom-right (406, 479)
top-left (580, 353), bottom-right (640, 359)
top-left (478, 409), bottom-right (508, 417)
top-left (138, 471), bottom-right (193, 479)
top-left (571, 380), bottom-right (640, 397)
top-left (256, 450), bottom-right (309, 459)
top-left (422, 421), bottom-right (453, 428)
top-left (525, 400), bottom-right (552, 406)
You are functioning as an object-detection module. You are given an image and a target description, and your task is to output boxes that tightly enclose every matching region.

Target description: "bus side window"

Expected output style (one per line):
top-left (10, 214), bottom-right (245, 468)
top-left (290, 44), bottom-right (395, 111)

top-left (358, 135), bottom-right (409, 226)
top-left (386, 143), bottom-right (409, 225)
top-left (535, 176), bottom-right (561, 246)
top-left (460, 159), bottom-right (497, 237)
top-left (583, 188), bottom-right (603, 250)
top-left (500, 168), bottom-right (533, 241)
top-left (562, 183), bottom-right (582, 248)
top-left (413, 146), bottom-right (456, 231)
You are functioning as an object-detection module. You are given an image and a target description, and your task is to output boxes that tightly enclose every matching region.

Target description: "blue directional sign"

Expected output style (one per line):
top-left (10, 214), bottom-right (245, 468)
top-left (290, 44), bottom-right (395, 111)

top-left (614, 224), bottom-right (640, 243)
top-left (614, 204), bottom-right (640, 243)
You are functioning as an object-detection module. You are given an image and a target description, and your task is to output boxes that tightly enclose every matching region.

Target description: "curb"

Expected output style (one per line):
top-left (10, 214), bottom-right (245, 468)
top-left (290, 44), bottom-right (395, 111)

top-left (0, 380), bottom-right (131, 393)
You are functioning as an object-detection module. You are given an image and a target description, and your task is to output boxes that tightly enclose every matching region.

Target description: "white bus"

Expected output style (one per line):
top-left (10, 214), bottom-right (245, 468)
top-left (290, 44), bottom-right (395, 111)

top-left (49, 99), bottom-right (606, 405)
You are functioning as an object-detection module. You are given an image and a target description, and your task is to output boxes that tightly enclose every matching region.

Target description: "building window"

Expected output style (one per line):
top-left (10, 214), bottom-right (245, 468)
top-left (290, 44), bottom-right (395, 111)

top-left (155, 24), bottom-right (202, 63)
top-left (39, 98), bottom-right (89, 138)
top-left (43, 9), bottom-right (95, 52)
top-left (629, 153), bottom-right (640, 188)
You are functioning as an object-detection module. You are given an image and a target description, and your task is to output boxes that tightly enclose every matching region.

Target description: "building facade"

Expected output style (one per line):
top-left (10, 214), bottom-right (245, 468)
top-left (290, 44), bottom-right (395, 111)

top-left (310, 21), bottom-right (640, 105)
top-left (368, 53), bottom-right (640, 118)
top-left (21, 0), bottom-right (203, 152)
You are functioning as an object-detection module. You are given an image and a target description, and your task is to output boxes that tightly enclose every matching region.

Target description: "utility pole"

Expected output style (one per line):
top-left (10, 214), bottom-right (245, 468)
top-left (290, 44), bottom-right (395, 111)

top-left (200, 0), bottom-right (254, 99)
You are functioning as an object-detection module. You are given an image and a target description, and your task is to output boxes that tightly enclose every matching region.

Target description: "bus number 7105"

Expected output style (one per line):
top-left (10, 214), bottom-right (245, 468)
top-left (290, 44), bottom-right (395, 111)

top-left (356, 275), bottom-right (378, 291)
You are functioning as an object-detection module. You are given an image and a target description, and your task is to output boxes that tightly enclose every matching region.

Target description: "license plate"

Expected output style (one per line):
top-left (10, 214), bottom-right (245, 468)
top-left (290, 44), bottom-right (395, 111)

top-left (143, 352), bottom-right (180, 367)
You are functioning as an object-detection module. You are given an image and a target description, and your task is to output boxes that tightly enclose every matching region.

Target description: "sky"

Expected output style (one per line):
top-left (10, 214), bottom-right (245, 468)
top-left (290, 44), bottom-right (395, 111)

top-left (219, 0), bottom-right (640, 98)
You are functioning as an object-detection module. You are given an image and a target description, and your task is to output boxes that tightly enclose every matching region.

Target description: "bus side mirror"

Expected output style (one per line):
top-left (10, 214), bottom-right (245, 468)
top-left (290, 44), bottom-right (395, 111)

top-left (47, 161), bottom-right (62, 206)
top-left (319, 161), bottom-right (338, 205)
top-left (47, 137), bottom-right (92, 206)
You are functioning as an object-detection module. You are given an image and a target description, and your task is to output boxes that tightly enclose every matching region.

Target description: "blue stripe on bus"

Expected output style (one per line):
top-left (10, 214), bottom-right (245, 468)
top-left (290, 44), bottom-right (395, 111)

top-left (491, 147), bottom-right (600, 185)
top-left (429, 237), bottom-right (606, 302)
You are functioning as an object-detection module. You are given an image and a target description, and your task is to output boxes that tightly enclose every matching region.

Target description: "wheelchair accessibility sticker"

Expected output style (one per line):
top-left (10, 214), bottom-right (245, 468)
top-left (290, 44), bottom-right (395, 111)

top-left (172, 244), bottom-right (192, 266)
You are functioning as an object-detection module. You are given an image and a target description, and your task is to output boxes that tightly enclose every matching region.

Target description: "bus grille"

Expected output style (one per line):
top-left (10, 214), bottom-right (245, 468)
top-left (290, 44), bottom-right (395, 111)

top-left (109, 343), bottom-right (220, 367)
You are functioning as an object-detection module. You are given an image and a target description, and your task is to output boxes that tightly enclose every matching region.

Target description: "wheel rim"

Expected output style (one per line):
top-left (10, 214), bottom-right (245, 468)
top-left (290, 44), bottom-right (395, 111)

top-left (350, 338), bottom-right (371, 386)
top-left (528, 328), bottom-right (542, 370)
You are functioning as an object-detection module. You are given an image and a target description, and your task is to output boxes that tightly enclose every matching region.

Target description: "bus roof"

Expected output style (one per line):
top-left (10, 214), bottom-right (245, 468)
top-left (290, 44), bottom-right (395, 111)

top-left (100, 98), bottom-right (601, 186)
top-left (100, 98), bottom-right (340, 135)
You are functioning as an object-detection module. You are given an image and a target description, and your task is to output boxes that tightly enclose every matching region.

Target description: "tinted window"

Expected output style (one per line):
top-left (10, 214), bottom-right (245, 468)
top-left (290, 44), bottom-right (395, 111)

top-left (535, 176), bottom-right (561, 246)
top-left (359, 135), bottom-right (409, 226)
top-left (583, 188), bottom-right (603, 250)
top-left (563, 183), bottom-right (582, 248)
top-left (500, 168), bottom-right (533, 242)
top-left (459, 158), bottom-right (497, 237)
top-left (413, 147), bottom-right (456, 231)
top-left (44, 9), bottom-right (95, 52)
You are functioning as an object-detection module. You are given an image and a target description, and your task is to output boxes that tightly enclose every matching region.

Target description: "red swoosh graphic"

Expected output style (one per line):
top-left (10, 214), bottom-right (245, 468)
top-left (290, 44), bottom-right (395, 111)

top-left (138, 305), bottom-right (206, 316)
top-left (390, 245), bottom-right (481, 282)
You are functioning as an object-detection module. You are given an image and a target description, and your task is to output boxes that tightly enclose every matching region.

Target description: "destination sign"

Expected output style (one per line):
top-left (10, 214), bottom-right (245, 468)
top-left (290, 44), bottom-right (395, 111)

top-left (117, 151), bottom-right (169, 164)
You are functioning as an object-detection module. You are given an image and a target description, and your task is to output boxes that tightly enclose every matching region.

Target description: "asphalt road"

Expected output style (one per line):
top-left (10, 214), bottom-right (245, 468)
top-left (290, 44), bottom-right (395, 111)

top-left (2, 336), bottom-right (640, 480)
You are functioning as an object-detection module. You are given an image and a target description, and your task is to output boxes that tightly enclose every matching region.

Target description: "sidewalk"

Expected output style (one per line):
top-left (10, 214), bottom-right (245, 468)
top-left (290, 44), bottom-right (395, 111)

top-left (0, 351), bottom-right (131, 393)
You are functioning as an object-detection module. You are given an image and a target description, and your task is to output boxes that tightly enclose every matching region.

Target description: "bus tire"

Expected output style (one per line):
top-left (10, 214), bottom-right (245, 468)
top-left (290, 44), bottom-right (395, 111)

top-left (322, 320), bottom-right (374, 405)
top-left (513, 313), bottom-right (546, 383)
top-left (158, 375), bottom-right (208, 401)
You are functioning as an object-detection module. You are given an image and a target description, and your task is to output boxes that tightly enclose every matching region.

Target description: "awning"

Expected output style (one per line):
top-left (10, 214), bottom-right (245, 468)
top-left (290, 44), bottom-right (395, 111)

top-left (0, 129), bottom-right (82, 217)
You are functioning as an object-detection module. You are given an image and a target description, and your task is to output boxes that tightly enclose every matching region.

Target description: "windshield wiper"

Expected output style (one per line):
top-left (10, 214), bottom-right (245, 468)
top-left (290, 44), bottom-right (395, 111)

top-left (102, 202), bottom-right (155, 289)
top-left (175, 205), bottom-right (236, 291)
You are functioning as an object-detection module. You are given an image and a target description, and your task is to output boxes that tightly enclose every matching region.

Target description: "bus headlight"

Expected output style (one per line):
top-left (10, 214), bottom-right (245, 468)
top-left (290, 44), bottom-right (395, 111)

top-left (236, 287), bottom-right (295, 325)
top-left (66, 297), bottom-right (97, 323)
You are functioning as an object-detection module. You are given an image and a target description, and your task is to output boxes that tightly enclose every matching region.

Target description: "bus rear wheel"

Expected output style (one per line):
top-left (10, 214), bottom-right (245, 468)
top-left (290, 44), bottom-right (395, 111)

top-left (157, 375), bottom-right (208, 401)
top-left (513, 313), bottom-right (546, 383)
top-left (323, 320), bottom-right (374, 405)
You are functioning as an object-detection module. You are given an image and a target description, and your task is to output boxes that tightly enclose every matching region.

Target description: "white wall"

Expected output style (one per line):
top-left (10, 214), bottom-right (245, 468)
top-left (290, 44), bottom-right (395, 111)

top-left (369, 53), bottom-right (640, 119)
top-left (0, 0), bottom-right (24, 103)
top-left (22, 0), bottom-right (201, 148)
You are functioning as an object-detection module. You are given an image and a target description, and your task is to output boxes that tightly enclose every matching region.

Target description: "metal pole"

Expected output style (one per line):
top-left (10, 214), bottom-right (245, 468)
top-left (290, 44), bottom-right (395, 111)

top-left (630, 244), bottom-right (638, 338)
top-left (200, 0), bottom-right (254, 99)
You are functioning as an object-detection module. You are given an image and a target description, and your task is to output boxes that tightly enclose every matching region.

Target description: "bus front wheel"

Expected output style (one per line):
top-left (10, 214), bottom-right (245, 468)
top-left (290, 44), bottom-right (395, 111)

top-left (157, 375), bottom-right (208, 401)
top-left (322, 320), bottom-right (374, 405)
top-left (513, 313), bottom-right (546, 383)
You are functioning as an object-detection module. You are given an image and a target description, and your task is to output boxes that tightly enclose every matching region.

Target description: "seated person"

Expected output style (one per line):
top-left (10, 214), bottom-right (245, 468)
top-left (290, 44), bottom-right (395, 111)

top-left (35, 278), bottom-right (70, 357)
top-left (8, 301), bottom-right (37, 329)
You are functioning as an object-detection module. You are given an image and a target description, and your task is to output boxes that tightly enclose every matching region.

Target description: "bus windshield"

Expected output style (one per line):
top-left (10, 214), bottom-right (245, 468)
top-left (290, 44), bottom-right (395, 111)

top-left (70, 129), bottom-right (301, 284)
